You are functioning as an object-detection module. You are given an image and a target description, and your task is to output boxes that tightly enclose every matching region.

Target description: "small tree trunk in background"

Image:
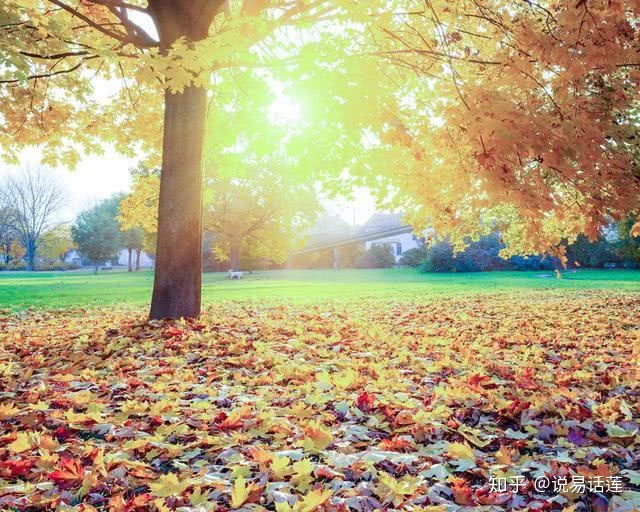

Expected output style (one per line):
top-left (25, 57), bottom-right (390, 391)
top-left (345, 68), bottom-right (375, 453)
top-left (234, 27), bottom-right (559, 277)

top-left (135, 248), bottom-right (141, 271)
top-left (94, 264), bottom-right (99, 274)
top-left (26, 239), bottom-right (36, 271)
top-left (229, 238), bottom-right (241, 270)
top-left (128, 248), bottom-right (133, 272)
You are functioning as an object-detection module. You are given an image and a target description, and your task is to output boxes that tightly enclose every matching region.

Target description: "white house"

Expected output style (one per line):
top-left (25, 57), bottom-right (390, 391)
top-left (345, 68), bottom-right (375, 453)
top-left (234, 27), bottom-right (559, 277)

top-left (64, 248), bottom-right (154, 269)
top-left (360, 213), bottom-right (423, 262)
top-left (116, 249), bottom-right (154, 269)
top-left (365, 232), bottom-right (422, 262)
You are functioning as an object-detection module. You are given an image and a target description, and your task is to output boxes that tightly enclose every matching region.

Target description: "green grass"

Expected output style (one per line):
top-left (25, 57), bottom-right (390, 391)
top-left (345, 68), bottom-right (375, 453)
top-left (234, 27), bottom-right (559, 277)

top-left (0, 268), bottom-right (639, 310)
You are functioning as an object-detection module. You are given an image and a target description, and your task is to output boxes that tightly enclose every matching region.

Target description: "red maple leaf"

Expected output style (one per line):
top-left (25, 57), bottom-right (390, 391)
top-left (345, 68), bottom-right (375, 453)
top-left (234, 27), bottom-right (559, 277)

top-left (451, 477), bottom-right (474, 506)
top-left (378, 435), bottom-right (412, 452)
top-left (0, 458), bottom-right (35, 478)
top-left (50, 457), bottom-right (85, 488)
top-left (355, 391), bottom-right (376, 412)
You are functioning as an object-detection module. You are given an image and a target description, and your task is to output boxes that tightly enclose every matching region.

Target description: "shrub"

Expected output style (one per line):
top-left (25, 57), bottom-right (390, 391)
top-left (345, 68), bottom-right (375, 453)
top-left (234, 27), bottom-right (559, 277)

top-left (419, 241), bottom-right (454, 272)
top-left (37, 262), bottom-right (80, 271)
top-left (453, 233), bottom-right (504, 272)
top-left (6, 261), bottom-right (27, 271)
top-left (356, 244), bottom-right (396, 268)
top-left (399, 247), bottom-right (428, 267)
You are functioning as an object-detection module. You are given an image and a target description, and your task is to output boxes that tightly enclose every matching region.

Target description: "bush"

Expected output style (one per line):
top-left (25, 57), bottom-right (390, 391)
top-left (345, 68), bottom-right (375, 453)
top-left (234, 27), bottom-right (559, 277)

top-left (399, 247), bottom-right (428, 267)
top-left (37, 262), bottom-right (80, 271)
top-left (507, 255), bottom-right (558, 271)
top-left (356, 244), bottom-right (396, 268)
top-left (419, 241), bottom-right (455, 272)
top-left (417, 233), bottom-right (573, 273)
top-left (453, 233), bottom-right (504, 272)
top-left (565, 234), bottom-right (620, 268)
top-left (5, 261), bottom-right (27, 271)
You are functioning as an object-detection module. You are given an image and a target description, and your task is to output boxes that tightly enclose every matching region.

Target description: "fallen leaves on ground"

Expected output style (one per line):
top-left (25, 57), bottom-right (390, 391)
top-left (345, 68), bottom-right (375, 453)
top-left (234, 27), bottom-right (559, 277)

top-left (0, 291), bottom-right (639, 511)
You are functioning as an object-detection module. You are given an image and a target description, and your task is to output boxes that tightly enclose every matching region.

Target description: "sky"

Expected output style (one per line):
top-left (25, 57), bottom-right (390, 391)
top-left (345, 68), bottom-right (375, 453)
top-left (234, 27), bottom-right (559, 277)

top-left (1, 148), bottom-right (136, 224)
top-left (0, 148), bottom-right (378, 226)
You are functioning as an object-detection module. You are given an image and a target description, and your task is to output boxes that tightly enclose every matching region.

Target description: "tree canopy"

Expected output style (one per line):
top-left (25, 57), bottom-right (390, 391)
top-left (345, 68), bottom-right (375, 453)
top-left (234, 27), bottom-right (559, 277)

top-left (71, 196), bottom-right (122, 270)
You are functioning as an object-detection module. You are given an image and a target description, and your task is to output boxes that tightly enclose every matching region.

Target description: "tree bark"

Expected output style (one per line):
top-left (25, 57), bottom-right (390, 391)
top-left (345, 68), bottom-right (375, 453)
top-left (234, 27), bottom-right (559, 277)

top-left (147, 0), bottom-right (222, 319)
top-left (26, 239), bottom-right (36, 271)
top-left (135, 248), bottom-right (141, 271)
top-left (229, 238), bottom-right (241, 270)
top-left (128, 248), bottom-right (133, 272)
top-left (150, 86), bottom-right (207, 319)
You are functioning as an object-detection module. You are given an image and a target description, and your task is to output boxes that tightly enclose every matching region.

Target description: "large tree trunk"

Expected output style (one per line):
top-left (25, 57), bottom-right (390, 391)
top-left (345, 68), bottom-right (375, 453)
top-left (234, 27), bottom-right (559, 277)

top-left (229, 238), bottom-right (241, 270)
top-left (135, 248), bottom-right (141, 271)
top-left (148, 0), bottom-right (222, 320)
top-left (127, 248), bottom-right (133, 272)
top-left (150, 86), bottom-right (207, 319)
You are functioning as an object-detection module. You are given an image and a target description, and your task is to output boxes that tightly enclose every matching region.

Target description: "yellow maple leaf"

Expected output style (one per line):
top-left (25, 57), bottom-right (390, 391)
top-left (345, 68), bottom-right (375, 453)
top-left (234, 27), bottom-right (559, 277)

top-left (298, 488), bottom-right (332, 512)
top-left (8, 432), bottom-right (32, 453)
top-left (0, 403), bottom-right (20, 420)
top-left (300, 422), bottom-right (333, 451)
top-left (230, 475), bottom-right (256, 509)
top-left (447, 442), bottom-right (475, 461)
top-left (271, 455), bottom-right (292, 479)
top-left (149, 473), bottom-right (189, 497)
top-left (190, 486), bottom-right (209, 507)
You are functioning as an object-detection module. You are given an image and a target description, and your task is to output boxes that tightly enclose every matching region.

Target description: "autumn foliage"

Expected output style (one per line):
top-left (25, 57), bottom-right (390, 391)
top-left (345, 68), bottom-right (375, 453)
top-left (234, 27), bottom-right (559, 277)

top-left (1, 293), bottom-right (639, 510)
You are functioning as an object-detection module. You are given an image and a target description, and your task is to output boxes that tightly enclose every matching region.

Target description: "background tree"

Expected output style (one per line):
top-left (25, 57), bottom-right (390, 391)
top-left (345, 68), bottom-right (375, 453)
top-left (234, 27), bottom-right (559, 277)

top-left (40, 225), bottom-right (75, 263)
top-left (204, 172), bottom-right (319, 270)
top-left (121, 227), bottom-right (145, 271)
top-left (0, 167), bottom-right (65, 271)
top-left (0, 207), bottom-right (18, 264)
top-left (355, 245), bottom-right (396, 269)
top-left (72, 196), bottom-right (122, 273)
top-left (118, 171), bottom-right (158, 270)
top-left (617, 217), bottom-right (640, 268)
top-left (122, 170), bottom-right (319, 270)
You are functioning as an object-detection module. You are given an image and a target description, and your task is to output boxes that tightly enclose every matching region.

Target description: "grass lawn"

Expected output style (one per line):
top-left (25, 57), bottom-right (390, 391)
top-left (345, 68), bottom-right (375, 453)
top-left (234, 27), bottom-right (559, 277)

top-left (0, 268), bottom-right (639, 310)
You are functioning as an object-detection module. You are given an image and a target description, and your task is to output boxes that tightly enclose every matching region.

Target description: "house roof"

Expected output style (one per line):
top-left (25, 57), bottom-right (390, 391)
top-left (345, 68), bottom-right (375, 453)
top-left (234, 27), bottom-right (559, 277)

top-left (359, 212), bottom-right (405, 234)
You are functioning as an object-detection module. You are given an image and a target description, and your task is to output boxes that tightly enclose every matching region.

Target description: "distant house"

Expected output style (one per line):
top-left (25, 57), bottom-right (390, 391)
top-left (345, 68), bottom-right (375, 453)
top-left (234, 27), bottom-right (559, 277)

top-left (359, 213), bottom-right (423, 262)
top-left (296, 212), bottom-right (424, 266)
top-left (64, 248), bottom-right (154, 269)
top-left (116, 249), bottom-right (154, 269)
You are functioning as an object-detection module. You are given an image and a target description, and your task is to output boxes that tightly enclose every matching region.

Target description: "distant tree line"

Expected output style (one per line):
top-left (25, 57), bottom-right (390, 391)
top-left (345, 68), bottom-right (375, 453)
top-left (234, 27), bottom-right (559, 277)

top-left (0, 167), bottom-right (149, 272)
top-left (71, 195), bottom-right (149, 274)
top-left (0, 167), bottom-right (75, 271)
top-left (400, 224), bottom-right (640, 273)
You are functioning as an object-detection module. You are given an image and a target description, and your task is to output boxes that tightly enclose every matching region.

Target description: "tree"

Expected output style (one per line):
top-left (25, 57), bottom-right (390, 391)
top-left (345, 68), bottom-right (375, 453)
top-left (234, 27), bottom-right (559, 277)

top-left (118, 171), bottom-right (158, 271)
top-left (617, 217), bottom-right (640, 268)
top-left (121, 170), bottom-right (319, 270)
top-left (121, 227), bottom-right (145, 271)
top-left (205, 173), bottom-right (319, 270)
top-left (366, 1), bottom-right (640, 256)
top-left (356, 244), bottom-right (396, 269)
top-left (72, 197), bottom-right (122, 273)
top-left (0, 208), bottom-right (18, 264)
top-left (0, 167), bottom-right (65, 271)
top-left (40, 225), bottom-right (75, 263)
top-left (2, 0), bottom-right (340, 319)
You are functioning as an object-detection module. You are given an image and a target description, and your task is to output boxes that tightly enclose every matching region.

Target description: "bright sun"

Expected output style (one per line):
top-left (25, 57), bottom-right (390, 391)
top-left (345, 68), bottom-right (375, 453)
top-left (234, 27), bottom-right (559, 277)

top-left (268, 94), bottom-right (302, 124)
